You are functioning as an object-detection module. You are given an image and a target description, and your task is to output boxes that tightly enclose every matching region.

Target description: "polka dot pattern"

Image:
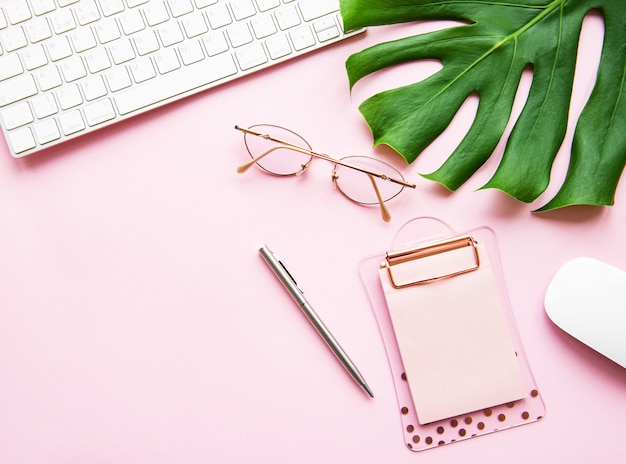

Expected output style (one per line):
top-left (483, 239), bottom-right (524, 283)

top-left (396, 369), bottom-right (545, 451)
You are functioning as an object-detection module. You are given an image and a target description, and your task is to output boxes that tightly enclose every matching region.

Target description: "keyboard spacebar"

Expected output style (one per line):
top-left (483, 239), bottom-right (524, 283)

top-left (114, 54), bottom-right (238, 116)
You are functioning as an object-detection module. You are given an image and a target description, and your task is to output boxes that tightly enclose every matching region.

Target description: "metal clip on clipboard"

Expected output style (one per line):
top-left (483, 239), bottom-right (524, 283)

top-left (382, 235), bottom-right (480, 288)
top-left (359, 217), bottom-right (546, 451)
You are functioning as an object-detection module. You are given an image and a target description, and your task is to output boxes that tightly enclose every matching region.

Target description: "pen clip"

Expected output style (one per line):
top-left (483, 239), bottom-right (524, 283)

top-left (259, 245), bottom-right (304, 295)
top-left (277, 259), bottom-right (303, 293)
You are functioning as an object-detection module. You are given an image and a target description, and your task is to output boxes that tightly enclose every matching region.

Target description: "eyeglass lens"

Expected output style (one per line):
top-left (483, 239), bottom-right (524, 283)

top-left (333, 156), bottom-right (405, 205)
top-left (243, 124), bottom-right (313, 176)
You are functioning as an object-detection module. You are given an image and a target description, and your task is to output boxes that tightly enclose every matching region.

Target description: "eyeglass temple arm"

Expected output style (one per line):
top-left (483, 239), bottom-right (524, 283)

top-left (334, 158), bottom-right (416, 189)
top-left (236, 125), bottom-right (312, 153)
top-left (235, 125), bottom-right (416, 189)
top-left (368, 174), bottom-right (392, 222)
top-left (236, 144), bottom-right (312, 174)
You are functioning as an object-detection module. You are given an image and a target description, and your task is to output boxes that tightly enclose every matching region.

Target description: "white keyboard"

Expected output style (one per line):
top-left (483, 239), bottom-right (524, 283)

top-left (0, 0), bottom-right (363, 158)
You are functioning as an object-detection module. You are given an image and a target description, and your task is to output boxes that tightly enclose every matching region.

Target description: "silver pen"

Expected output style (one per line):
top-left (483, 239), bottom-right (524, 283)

top-left (259, 245), bottom-right (374, 398)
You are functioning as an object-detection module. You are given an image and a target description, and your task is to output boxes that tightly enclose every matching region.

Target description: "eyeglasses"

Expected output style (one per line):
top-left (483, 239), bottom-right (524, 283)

top-left (235, 124), bottom-right (416, 222)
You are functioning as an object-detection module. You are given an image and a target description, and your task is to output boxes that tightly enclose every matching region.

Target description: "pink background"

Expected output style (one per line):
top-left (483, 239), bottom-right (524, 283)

top-left (1, 9), bottom-right (625, 464)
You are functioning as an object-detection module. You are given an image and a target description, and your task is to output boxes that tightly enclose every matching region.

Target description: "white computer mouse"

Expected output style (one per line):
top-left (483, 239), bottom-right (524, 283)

top-left (545, 257), bottom-right (626, 369)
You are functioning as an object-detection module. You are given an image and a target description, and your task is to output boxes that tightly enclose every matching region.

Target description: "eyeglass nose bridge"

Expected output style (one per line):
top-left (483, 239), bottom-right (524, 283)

top-left (331, 168), bottom-right (339, 189)
top-left (296, 160), bottom-right (312, 176)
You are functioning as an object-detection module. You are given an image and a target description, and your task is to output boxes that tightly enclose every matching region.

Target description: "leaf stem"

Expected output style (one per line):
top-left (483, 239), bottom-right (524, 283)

top-left (425, 0), bottom-right (567, 104)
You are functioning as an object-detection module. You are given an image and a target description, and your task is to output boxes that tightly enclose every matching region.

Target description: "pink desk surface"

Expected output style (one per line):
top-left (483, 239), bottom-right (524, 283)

top-left (1, 11), bottom-right (625, 464)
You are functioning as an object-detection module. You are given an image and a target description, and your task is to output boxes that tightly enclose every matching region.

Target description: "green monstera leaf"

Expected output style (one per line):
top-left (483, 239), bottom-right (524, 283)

top-left (341, 0), bottom-right (626, 210)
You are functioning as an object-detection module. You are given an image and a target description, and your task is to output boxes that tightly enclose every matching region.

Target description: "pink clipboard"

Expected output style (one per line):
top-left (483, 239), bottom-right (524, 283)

top-left (359, 217), bottom-right (545, 451)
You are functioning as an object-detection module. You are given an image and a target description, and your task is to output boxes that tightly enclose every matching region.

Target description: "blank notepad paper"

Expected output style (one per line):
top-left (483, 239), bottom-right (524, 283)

top-left (379, 243), bottom-right (527, 425)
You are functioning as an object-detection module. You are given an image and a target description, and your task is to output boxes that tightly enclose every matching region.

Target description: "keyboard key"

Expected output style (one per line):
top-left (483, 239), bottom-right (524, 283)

top-left (109, 38), bottom-right (136, 64)
top-left (98, 0), bottom-right (125, 17)
top-left (81, 75), bottom-right (108, 100)
top-left (31, 92), bottom-right (58, 118)
top-left (4, 0), bottom-right (32, 25)
top-left (266, 34), bottom-right (291, 59)
top-left (0, 53), bottom-right (23, 80)
top-left (298, 0), bottom-right (337, 21)
top-left (1, 101), bottom-right (34, 129)
top-left (129, 57), bottom-right (157, 82)
top-left (144, 2), bottom-right (170, 26)
top-left (34, 65), bottom-right (62, 90)
top-left (84, 98), bottom-right (116, 126)
top-left (84, 47), bottom-right (112, 73)
top-left (30, 0), bottom-right (57, 16)
top-left (235, 42), bottom-right (267, 70)
top-left (181, 13), bottom-right (209, 38)
top-left (134, 30), bottom-right (160, 55)
top-left (95, 18), bottom-right (122, 44)
top-left (60, 56), bottom-right (87, 82)
top-left (119, 9), bottom-right (145, 35)
top-left (9, 126), bottom-right (36, 154)
top-left (230, 0), bottom-right (256, 20)
top-left (255, 0), bottom-right (280, 12)
top-left (0, 74), bottom-right (38, 107)
top-left (56, 84), bottom-right (83, 109)
top-left (114, 53), bottom-right (237, 115)
top-left (154, 48), bottom-right (181, 74)
top-left (168, 0), bottom-right (194, 17)
top-left (179, 40), bottom-right (205, 65)
top-left (157, 22), bottom-right (185, 46)
top-left (195, 0), bottom-right (218, 8)
top-left (34, 118), bottom-right (61, 144)
top-left (316, 24), bottom-right (340, 43)
top-left (289, 26), bottom-right (315, 51)
top-left (50, 9), bottom-right (77, 34)
top-left (206, 4), bottom-right (232, 29)
top-left (75, 0), bottom-right (101, 26)
top-left (251, 14), bottom-right (277, 39)
top-left (313, 16), bottom-right (339, 39)
top-left (227, 23), bottom-right (253, 47)
top-left (0, 25), bottom-right (28, 51)
top-left (70, 28), bottom-right (97, 52)
top-left (59, 109), bottom-right (86, 135)
top-left (25, 17), bottom-right (52, 42)
top-left (203, 31), bottom-right (228, 56)
top-left (45, 36), bottom-right (72, 61)
top-left (22, 44), bottom-right (49, 70)
top-left (104, 67), bottom-right (132, 92)
top-left (127, 0), bottom-right (150, 7)
top-left (274, 5), bottom-right (300, 30)
top-left (313, 16), bottom-right (335, 33)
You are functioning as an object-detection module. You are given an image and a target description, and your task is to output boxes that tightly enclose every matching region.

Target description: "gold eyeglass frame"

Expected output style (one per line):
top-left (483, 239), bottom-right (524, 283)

top-left (235, 124), bottom-right (416, 222)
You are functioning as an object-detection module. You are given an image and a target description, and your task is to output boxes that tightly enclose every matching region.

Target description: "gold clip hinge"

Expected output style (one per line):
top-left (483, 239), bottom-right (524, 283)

top-left (381, 236), bottom-right (480, 288)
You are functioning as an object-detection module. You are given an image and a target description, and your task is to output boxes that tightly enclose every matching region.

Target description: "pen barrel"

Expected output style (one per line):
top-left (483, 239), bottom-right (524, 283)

top-left (299, 299), bottom-right (369, 384)
top-left (298, 300), bottom-right (354, 367)
top-left (259, 245), bottom-right (373, 397)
